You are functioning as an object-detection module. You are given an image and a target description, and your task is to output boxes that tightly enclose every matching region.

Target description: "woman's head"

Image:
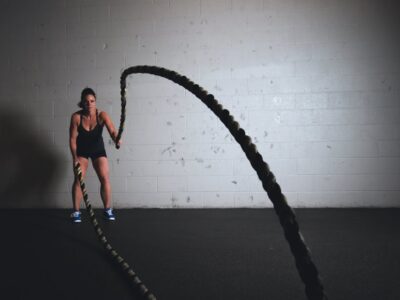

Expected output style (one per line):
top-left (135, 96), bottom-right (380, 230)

top-left (78, 87), bottom-right (96, 110)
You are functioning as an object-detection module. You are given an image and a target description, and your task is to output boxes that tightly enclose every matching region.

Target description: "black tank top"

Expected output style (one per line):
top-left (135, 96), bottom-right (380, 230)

top-left (76, 110), bottom-right (105, 154)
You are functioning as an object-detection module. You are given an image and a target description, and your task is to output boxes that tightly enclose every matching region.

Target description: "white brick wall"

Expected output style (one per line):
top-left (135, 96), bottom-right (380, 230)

top-left (0, 0), bottom-right (399, 208)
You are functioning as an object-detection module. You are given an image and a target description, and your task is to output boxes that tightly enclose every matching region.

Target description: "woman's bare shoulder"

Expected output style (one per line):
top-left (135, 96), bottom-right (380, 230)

top-left (99, 110), bottom-right (109, 116)
top-left (99, 110), bottom-right (110, 120)
top-left (71, 110), bottom-right (82, 121)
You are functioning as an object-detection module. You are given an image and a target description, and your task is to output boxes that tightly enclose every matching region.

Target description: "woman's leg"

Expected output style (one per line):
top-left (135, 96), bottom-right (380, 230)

top-left (72, 156), bottom-right (89, 211)
top-left (92, 156), bottom-right (112, 209)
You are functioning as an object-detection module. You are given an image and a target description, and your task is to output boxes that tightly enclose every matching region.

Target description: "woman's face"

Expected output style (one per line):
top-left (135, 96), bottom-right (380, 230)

top-left (84, 94), bottom-right (96, 111)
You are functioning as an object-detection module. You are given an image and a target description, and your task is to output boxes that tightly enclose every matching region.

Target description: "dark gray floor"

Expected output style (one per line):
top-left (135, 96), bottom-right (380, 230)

top-left (0, 208), bottom-right (399, 300)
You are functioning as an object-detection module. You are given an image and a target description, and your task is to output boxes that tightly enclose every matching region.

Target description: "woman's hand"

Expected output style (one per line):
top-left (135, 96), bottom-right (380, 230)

top-left (112, 132), bottom-right (122, 148)
top-left (116, 139), bottom-right (122, 148)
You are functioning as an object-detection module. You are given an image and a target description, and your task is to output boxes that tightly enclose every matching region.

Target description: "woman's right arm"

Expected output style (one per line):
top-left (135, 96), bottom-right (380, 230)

top-left (69, 114), bottom-right (79, 165)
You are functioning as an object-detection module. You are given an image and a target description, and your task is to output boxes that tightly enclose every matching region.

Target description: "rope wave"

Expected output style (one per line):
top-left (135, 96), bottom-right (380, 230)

top-left (77, 65), bottom-right (326, 300)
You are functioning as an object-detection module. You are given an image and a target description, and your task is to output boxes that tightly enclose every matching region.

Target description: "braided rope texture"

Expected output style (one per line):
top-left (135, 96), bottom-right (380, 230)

top-left (116, 65), bottom-right (327, 300)
top-left (73, 163), bottom-right (157, 300)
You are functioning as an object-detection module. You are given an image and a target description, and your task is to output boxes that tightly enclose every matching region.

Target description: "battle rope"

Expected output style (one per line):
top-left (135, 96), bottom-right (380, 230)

top-left (115, 65), bottom-right (327, 300)
top-left (73, 163), bottom-right (156, 300)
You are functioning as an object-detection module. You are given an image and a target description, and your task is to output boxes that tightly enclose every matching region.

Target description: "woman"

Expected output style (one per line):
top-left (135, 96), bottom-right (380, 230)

top-left (69, 87), bottom-right (121, 223)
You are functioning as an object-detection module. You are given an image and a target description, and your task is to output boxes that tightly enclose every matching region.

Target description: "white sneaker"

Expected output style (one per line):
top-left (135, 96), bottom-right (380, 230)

top-left (104, 208), bottom-right (115, 221)
top-left (70, 211), bottom-right (82, 223)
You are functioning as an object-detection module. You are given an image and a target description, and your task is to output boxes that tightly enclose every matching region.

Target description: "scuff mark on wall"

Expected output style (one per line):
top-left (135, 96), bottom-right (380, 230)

top-left (171, 197), bottom-right (178, 208)
top-left (211, 146), bottom-right (221, 154)
top-left (161, 146), bottom-right (173, 154)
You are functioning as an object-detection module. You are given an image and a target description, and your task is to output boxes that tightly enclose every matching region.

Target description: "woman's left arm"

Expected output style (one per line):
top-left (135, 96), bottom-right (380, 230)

top-left (100, 111), bottom-right (121, 147)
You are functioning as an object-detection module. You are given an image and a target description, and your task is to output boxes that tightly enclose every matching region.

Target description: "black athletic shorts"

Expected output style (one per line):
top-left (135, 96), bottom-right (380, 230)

top-left (77, 149), bottom-right (107, 160)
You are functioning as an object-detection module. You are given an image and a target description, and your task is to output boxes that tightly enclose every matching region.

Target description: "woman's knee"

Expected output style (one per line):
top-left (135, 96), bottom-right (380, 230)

top-left (73, 178), bottom-right (81, 187)
top-left (99, 175), bottom-right (110, 185)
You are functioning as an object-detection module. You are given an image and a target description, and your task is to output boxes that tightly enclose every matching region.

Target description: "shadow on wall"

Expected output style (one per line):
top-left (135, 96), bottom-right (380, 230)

top-left (0, 106), bottom-right (62, 208)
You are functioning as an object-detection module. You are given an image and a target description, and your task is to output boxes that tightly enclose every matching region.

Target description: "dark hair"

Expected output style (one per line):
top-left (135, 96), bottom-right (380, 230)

top-left (78, 87), bottom-right (96, 108)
